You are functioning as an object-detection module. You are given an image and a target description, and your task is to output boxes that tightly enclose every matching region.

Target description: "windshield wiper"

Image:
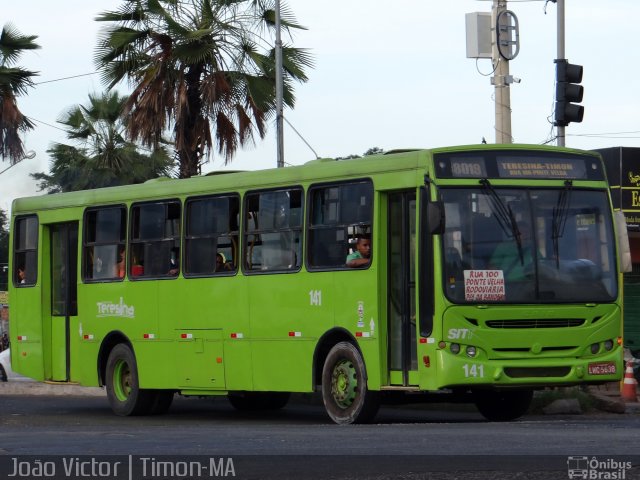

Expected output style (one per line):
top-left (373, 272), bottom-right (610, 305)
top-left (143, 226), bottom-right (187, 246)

top-left (479, 179), bottom-right (524, 265)
top-left (552, 180), bottom-right (573, 268)
top-left (480, 179), bottom-right (512, 236)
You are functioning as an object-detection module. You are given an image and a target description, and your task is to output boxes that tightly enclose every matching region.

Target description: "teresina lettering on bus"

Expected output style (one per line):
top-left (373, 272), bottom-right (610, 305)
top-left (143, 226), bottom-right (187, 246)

top-left (96, 297), bottom-right (135, 318)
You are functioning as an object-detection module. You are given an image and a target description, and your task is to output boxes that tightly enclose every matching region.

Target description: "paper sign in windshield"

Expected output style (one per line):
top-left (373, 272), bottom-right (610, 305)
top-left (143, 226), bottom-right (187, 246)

top-left (464, 270), bottom-right (505, 301)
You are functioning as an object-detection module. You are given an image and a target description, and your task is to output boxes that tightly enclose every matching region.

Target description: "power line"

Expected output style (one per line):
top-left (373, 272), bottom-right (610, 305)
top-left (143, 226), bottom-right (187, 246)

top-left (34, 72), bottom-right (98, 85)
top-left (27, 117), bottom-right (67, 133)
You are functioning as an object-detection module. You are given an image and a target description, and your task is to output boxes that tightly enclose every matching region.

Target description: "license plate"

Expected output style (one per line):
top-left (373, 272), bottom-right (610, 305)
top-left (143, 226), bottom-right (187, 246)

top-left (588, 362), bottom-right (616, 375)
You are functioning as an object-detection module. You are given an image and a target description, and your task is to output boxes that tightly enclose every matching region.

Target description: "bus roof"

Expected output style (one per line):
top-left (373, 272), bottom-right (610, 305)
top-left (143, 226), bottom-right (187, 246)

top-left (11, 143), bottom-right (601, 214)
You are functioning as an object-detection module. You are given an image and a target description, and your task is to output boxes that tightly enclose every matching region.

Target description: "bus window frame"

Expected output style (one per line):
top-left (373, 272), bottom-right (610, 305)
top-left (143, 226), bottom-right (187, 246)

top-left (306, 178), bottom-right (374, 272)
top-left (129, 198), bottom-right (182, 280)
top-left (242, 185), bottom-right (304, 275)
top-left (183, 192), bottom-right (240, 278)
top-left (82, 204), bottom-right (127, 283)
top-left (12, 214), bottom-right (39, 287)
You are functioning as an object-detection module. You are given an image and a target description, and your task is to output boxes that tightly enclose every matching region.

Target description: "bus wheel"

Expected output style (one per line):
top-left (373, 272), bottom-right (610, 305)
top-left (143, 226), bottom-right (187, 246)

top-left (321, 342), bottom-right (379, 424)
top-left (0, 365), bottom-right (6, 382)
top-left (105, 344), bottom-right (153, 416)
top-left (474, 389), bottom-right (533, 422)
top-left (228, 392), bottom-right (290, 410)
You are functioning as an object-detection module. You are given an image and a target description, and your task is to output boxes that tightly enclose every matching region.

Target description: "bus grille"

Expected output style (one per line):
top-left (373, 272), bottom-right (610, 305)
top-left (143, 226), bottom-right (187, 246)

top-left (486, 318), bottom-right (585, 329)
top-left (504, 367), bottom-right (571, 378)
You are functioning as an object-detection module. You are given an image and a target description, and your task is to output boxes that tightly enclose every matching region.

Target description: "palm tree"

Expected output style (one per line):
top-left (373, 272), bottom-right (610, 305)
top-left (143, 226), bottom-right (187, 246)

top-left (0, 24), bottom-right (40, 165)
top-left (95, 0), bottom-right (313, 178)
top-left (31, 91), bottom-right (175, 193)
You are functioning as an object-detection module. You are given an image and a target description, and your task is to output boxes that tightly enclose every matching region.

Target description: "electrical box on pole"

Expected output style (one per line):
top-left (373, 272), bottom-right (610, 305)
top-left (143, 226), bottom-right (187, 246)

top-left (465, 12), bottom-right (492, 58)
top-left (554, 59), bottom-right (584, 127)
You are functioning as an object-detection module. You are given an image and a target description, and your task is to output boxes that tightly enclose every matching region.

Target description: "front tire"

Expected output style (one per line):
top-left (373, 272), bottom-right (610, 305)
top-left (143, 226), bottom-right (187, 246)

top-left (474, 389), bottom-right (533, 421)
top-left (321, 342), bottom-right (379, 424)
top-left (105, 344), bottom-right (154, 416)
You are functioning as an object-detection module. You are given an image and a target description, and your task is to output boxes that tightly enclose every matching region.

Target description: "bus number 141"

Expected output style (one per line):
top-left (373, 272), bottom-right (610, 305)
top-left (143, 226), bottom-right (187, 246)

top-left (309, 290), bottom-right (322, 306)
top-left (462, 364), bottom-right (484, 378)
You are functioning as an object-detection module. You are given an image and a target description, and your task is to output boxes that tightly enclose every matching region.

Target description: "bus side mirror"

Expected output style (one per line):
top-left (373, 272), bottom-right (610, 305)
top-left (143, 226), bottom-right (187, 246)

top-left (615, 211), bottom-right (632, 273)
top-left (427, 201), bottom-right (445, 235)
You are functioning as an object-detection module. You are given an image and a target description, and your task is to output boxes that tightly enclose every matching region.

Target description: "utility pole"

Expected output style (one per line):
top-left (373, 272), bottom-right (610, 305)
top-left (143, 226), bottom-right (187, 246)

top-left (556, 0), bottom-right (566, 147)
top-left (275, 0), bottom-right (285, 168)
top-left (491, 0), bottom-right (512, 144)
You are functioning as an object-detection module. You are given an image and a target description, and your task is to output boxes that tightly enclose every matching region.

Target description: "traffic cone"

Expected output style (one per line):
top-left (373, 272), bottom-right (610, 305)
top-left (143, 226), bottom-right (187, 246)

top-left (621, 360), bottom-right (638, 402)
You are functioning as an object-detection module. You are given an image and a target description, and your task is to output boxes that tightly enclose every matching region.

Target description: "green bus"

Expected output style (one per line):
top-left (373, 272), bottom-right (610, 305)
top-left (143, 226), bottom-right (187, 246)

top-left (8, 144), bottom-right (628, 424)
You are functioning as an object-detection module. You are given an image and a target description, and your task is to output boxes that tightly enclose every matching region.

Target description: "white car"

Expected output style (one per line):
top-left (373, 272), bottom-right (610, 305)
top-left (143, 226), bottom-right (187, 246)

top-left (0, 348), bottom-right (14, 382)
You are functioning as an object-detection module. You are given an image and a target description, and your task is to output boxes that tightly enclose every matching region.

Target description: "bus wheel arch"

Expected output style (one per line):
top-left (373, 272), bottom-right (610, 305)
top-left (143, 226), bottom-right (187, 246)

top-left (320, 339), bottom-right (380, 424)
top-left (97, 331), bottom-right (131, 387)
top-left (313, 328), bottom-right (358, 388)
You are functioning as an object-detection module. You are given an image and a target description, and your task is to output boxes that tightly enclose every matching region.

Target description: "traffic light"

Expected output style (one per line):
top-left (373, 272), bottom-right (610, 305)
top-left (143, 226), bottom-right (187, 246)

top-left (554, 59), bottom-right (584, 127)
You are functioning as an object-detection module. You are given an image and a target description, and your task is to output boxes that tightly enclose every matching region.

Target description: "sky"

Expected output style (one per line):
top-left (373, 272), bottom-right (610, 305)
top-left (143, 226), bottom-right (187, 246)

top-left (1, 0), bottom-right (640, 214)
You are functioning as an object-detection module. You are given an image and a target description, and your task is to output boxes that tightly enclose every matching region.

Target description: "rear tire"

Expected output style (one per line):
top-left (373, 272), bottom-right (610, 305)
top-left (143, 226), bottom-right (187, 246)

top-left (321, 342), bottom-right (380, 424)
top-left (105, 344), bottom-right (154, 416)
top-left (474, 389), bottom-right (533, 421)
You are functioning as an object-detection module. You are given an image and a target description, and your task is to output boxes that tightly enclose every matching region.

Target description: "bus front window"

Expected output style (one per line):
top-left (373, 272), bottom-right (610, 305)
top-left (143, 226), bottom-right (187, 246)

top-left (440, 188), bottom-right (617, 303)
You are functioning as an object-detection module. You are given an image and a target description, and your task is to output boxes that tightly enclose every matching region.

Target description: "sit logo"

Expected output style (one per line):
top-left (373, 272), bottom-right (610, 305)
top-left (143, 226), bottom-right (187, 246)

top-left (447, 328), bottom-right (471, 340)
top-left (567, 456), bottom-right (632, 479)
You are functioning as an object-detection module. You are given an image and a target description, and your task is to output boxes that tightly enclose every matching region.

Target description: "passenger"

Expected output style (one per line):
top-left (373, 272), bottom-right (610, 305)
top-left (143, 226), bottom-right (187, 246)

top-left (346, 237), bottom-right (372, 268)
top-left (489, 221), bottom-right (536, 281)
top-left (169, 249), bottom-right (179, 276)
top-left (216, 253), bottom-right (232, 272)
top-left (17, 266), bottom-right (26, 284)
top-left (115, 246), bottom-right (126, 278)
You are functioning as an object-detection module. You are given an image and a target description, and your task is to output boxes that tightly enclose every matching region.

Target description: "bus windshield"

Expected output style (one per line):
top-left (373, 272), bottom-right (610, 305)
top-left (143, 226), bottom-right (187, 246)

top-left (441, 187), bottom-right (617, 303)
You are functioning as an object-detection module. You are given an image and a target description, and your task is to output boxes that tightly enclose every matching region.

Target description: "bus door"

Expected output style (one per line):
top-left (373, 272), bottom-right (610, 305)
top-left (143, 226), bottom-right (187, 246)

top-left (387, 191), bottom-right (418, 386)
top-left (48, 222), bottom-right (78, 381)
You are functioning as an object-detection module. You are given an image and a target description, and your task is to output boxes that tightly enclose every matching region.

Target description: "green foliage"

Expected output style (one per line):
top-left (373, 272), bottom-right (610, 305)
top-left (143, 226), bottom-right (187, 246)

top-left (336, 147), bottom-right (385, 160)
top-left (95, 0), bottom-right (313, 178)
top-left (31, 91), bottom-right (175, 193)
top-left (0, 24), bottom-right (40, 164)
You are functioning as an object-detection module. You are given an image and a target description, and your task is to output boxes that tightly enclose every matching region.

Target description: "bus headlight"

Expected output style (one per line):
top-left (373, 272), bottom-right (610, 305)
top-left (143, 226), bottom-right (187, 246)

top-left (466, 346), bottom-right (477, 358)
top-left (590, 343), bottom-right (600, 354)
top-left (450, 343), bottom-right (460, 354)
top-left (603, 339), bottom-right (614, 351)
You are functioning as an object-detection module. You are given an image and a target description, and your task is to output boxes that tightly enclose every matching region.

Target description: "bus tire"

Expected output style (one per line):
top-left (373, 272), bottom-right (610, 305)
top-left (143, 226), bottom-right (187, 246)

top-left (321, 342), bottom-right (380, 424)
top-left (228, 392), bottom-right (290, 410)
top-left (0, 365), bottom-right (6, 382)
top-left (105, 344), bottom-right (154, 416)
top-left (474, 389), bottom-right (533, 422)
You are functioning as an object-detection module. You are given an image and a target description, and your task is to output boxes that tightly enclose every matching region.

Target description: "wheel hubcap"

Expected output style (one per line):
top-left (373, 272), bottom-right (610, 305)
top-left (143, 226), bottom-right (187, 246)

top-left (113, 360), bottom-right (132, 401)
top-left (331, 359), bottom-right (357, 409)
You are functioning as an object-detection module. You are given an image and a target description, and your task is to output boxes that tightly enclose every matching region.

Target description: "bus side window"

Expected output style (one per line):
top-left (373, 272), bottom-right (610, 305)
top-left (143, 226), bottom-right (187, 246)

top-left (130, 200), bottom-right (181, 278)
top-left (307, 181), bottom-right (373, 270)
top-left (184, 194), bottom-right (240, 276)
top-left (244, 188), bottom-right (303, 272)
top-left (13, 215), bottom-right (39, 286)
top-left (83, 207), bottom-right (126, 282)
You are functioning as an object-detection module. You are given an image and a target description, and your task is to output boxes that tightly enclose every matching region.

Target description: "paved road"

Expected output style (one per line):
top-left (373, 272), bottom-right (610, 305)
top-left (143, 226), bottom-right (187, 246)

top-left (1, 393), bottom-right (639, 479)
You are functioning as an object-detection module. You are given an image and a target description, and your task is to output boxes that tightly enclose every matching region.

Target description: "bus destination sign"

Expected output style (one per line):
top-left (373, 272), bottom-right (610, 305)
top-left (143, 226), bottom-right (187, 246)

top-left (434, 151), bottom-right (603, 181)
top-left (496, 157), bottom-right (587, 179)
